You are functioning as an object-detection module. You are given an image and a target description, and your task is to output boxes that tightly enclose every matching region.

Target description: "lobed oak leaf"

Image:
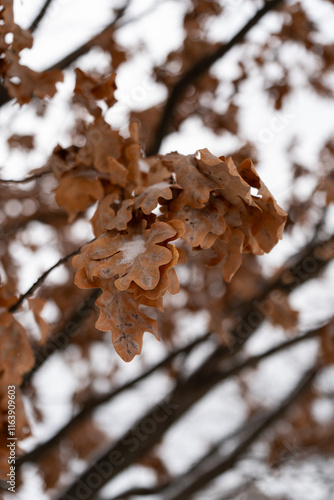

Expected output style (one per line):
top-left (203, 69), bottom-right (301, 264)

top-left (91, 193), bottom-right (133, 236)
top-left (4, 54), bottom-right (64, 105)
top-left (95, 285), bottom-right (159, 362)
top-left (134, 181), bottom-right (181, 215)
top-left (163, 153), bottom-right (215, 211)
top-left (83, 119), bottom-right (122, 173)
top-left (74, 68), bottom-right (117, 116)
top-left (238, 159), bottom-right (287, 252)
top-left (208, 227), bottom-right (245, 282)
top-left (0, 316), bottom-right (34, 386)
top-left (73, 220), bottom-right (182, 292)
top-left (129, 243), bottom-right (181, 300)
top-left (197, 149), bottom-right (257, 209)
top-left (168, 198), bottom-right (226, 248)
top-left (55, 174), bottom-right (104, 221)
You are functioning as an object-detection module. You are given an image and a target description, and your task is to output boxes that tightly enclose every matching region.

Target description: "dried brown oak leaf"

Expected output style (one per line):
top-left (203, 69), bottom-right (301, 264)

top-left (167, 197), bottom-right (227, 248)
top-left (237, 158), bottom-right (287, 253)
top-left (264, 292), bottom-right (299, 331)
top-left (0, 0), bottom-right (33, 54)
top-left (81, 119), bottom-right (122, 174)
top-left (95, 283), bottom-right (159, 362)
top-left (72, 220), bottom-right (184, 292)
top-left (128, 242), bottom-right (181, 301)
top-left (0, 313), bottom-right (34, 386)
top-left (4, 53), bottom-right (63, 105)
top-left (91, 193), bottom-right (133, 236)
top-left (162, 149), bottom-right (257, 212)
top-left (74, 68), bottom-right (117, 116)
top-left (208, 227), bottom-right (245, 282)
top-left (55, 174), bottom-right (104, 221)
top-left (134, 181), bottom-right (181, 215)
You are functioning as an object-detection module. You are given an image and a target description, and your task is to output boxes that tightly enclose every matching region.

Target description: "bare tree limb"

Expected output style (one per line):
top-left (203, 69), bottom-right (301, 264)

top-left (29, 0), bottom-right (54, 33)
top-left (17, 332), bottom-right (211, 466)
top-left (21, 289), bottom-right (100, 388)
top-left (161, 364), bottom-right (320, 500)
top-left (148, 0), bottom-right (286, 155)
top-left (0, 170), bottom-right (52, 184)
top-left (53, 311), bottom-right (327, 500)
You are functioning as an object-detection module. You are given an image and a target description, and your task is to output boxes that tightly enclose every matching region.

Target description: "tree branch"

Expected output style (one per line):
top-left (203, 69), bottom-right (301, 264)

top-left (161, 364), bottom-right (320, 500)
top-left (53, 315), bottom-right (327, 500)
top-left (17, 332), bottom-right (212, 466)
top-left (0, 170), bottom-right (52, 184)
top-left (29, 0), bottom-right (54, 33)
top-left (9, 241), bottom-right (94, 313)
top-left (148, 0), bottom-right (286, 155)
top-left (21, 289), bottom-right (100, 388)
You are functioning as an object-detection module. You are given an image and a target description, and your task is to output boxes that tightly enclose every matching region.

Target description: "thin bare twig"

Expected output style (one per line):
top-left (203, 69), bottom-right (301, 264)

top-left (17, 332), bottom-right (212, 466)
top-left (0, 170), bottom-right (51, 184)
top-left (9, 241), bottom-right (94, 313)
top-left (29, 0), bottom-right (54, 32)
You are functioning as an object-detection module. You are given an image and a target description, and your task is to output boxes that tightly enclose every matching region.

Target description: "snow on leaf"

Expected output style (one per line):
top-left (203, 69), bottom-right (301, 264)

top-left (72, 220), bottom-right (183, 292)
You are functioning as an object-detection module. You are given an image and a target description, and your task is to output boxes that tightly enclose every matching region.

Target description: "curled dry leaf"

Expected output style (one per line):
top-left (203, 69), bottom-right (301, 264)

top-left (208, 227), bottom-right (245, 282)
top-left (95, 284), bottom-right (159, 362)
top-left (237, 158), bottom-right (287, 253)
top-left (74, 68), bottom-right (117, 116)
top-left (4, 53), bottom-right (63, 106)
top-left (0, 313), bottom-right (35, 386)
top-left (73, 220), bottom-right (183, 292)
top-left (168, 198), bottom-right (227, 248)
top-left (91, 193), bottom-right (133, 236)
top-left (55, 174), bottom-right (104, 222)
top-left (134, 181), bottom-right (181, 215)
top-left (69, 138), bottom-right (286, 361)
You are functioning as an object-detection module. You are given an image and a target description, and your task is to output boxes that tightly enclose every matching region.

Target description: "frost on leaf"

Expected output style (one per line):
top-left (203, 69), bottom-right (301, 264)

top-left (73, 220), bottom-right (182, 292)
